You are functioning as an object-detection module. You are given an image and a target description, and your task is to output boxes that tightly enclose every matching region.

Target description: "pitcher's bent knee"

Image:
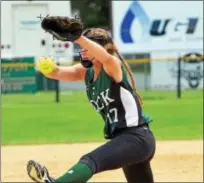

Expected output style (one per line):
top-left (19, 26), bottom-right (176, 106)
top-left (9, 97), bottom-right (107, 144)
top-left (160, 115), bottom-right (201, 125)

top-left (79, 154), bottom-right (98, 174)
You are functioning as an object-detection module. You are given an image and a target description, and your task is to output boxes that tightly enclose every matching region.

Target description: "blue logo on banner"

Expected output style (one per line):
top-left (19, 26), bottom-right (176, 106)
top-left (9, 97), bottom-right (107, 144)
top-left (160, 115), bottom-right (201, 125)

top-left (120, 1), bottom-right (150, 43)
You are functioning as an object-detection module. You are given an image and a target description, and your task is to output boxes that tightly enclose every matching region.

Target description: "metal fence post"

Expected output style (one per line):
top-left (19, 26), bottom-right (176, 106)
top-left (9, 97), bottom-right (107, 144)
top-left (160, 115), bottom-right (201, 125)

top-left (177, 57), bottom-right (182, 99)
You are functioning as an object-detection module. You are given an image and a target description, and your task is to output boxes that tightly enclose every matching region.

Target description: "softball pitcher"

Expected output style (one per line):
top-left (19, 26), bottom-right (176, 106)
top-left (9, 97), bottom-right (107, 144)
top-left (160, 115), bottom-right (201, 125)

top-left (27, 16), bottom-right (156, 183)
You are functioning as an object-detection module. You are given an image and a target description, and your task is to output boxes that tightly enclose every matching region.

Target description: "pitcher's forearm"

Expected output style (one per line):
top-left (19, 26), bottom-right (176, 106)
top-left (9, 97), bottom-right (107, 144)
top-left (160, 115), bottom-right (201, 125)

top-left (44, 66), bottom-right (83, 81)
top-left (74, 36), bottom-right (111, 63)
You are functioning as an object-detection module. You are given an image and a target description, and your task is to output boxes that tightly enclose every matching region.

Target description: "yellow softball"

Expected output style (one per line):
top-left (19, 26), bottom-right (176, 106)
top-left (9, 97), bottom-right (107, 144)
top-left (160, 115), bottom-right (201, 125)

top-left (37, 57), bottom-right (56, 74)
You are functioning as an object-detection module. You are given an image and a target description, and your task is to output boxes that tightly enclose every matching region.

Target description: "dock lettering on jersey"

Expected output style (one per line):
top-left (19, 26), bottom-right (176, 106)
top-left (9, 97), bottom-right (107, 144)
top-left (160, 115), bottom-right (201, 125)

top-left (90, 88), bottom-right (114, 112)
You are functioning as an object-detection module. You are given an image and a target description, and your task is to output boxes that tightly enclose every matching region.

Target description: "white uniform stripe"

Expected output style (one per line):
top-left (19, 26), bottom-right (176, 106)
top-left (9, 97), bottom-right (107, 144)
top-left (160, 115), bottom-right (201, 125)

top-left (120, 87), bottom-right (139, 127)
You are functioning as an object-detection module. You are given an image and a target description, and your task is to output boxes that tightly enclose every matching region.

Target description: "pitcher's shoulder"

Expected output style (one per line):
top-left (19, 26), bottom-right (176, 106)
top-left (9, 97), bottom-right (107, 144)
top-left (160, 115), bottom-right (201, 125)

top-left (85, 67), bottom-right (93, 82)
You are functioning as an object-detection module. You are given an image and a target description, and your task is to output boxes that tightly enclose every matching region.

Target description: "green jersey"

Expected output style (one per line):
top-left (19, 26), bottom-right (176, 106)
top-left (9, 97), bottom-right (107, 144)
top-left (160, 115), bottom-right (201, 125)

top-left (85, 66), bottom-right (152, 139)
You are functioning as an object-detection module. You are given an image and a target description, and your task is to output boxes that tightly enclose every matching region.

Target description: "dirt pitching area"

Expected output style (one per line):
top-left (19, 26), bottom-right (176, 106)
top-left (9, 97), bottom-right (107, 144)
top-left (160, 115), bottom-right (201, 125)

top-left (2, 140), bottom-right (203, 182)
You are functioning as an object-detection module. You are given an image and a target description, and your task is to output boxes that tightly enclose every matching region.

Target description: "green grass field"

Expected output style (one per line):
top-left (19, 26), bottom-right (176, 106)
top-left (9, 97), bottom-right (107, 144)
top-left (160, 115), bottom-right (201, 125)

top-left (2, 90), bottom-right (203, 145)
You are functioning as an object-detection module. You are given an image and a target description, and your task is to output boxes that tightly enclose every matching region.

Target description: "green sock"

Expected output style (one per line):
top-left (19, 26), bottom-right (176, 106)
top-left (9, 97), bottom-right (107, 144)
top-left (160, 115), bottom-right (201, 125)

top-left (54, 162), bottom-right (93, 183)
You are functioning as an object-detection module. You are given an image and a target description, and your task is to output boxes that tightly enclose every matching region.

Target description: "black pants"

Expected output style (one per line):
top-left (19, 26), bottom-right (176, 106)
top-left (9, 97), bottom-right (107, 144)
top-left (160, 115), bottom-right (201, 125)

top-left (79, 125), bottom-right (156, 183)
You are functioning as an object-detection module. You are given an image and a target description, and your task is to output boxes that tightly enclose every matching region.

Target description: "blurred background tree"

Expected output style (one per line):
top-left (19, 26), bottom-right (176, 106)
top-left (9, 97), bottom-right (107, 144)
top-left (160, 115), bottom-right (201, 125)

top-left (71, 0), bottom-right (111, 30)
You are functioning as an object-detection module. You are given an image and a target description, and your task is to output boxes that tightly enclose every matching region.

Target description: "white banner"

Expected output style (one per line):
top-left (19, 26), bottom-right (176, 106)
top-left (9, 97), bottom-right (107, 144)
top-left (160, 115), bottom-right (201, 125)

top-left (112, 1), bottom-right (203, 53)
top-left (150, 50), bottom-right (203, 90)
